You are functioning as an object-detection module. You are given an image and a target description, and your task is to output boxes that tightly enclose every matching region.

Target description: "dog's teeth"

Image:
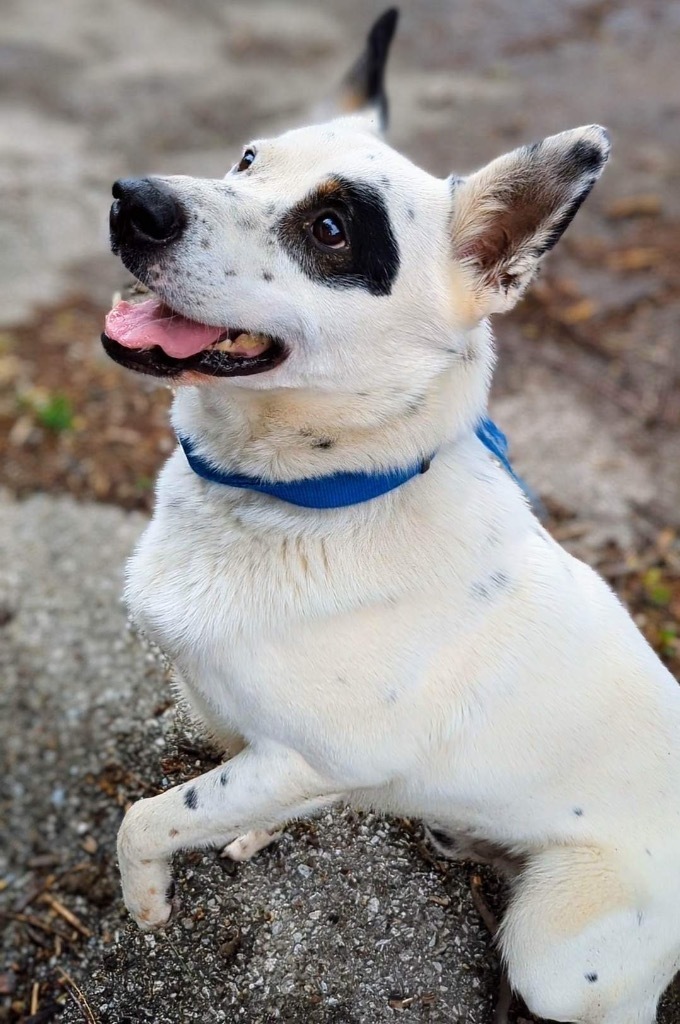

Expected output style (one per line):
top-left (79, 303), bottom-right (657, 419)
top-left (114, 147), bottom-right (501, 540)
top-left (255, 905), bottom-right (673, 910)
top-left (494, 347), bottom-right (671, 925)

top-left (236, 332), bottom-right (271, 352)
top-left (212, 332), bottom-right (272, 356)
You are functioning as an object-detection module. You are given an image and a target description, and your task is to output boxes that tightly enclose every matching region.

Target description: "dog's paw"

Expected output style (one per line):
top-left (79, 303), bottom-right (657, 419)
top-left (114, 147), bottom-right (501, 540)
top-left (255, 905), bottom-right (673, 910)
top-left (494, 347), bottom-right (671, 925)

top-left (122, 863), bottom-right (177, 931)
top-left (117, 802), bottom-right (177, 931)
top-left (220, 829), bottom-right (281, 862)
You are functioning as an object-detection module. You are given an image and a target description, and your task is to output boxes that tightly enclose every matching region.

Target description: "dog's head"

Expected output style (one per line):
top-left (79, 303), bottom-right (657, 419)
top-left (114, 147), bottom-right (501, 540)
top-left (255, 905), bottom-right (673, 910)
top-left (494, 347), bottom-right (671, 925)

top-left (103, 9), bottom-right (609, 417)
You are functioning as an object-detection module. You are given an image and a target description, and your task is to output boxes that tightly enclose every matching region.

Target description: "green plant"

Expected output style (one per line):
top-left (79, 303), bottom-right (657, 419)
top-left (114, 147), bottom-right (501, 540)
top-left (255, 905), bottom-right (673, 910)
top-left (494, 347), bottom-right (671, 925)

top-left (35, 393), bottom-right (74, 433)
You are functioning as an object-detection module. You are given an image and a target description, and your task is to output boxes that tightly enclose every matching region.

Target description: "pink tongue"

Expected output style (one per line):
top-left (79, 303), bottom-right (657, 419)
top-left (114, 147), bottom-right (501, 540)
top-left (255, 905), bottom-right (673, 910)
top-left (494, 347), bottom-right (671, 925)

top-left (104, 298), bottom-right (223, 358)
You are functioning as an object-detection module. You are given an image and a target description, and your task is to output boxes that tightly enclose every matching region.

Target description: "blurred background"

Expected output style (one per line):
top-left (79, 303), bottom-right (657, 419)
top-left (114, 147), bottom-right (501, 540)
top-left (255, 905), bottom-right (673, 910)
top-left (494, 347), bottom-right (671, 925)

top-left (1, 1), bottom-right (680, 1022)
top-left (3, 0), bottom-right (680, 542)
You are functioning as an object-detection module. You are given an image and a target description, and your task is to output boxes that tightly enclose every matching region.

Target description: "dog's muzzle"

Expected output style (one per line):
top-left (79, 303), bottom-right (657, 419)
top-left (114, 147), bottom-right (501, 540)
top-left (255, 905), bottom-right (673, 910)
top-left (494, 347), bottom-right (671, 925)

top-left (104, 177), bottom-right (288, 380)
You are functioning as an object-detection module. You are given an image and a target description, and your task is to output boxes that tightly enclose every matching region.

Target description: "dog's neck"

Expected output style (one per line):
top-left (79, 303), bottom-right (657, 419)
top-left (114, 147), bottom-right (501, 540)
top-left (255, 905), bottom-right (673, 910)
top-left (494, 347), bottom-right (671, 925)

top-left (170, 329), bottom-right (493, 483)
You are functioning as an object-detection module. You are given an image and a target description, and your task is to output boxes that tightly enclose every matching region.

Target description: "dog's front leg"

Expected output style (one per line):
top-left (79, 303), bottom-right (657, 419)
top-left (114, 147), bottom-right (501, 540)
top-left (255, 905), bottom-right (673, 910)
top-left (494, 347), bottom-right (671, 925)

top-left (117, 742), bottom-right (341, 930)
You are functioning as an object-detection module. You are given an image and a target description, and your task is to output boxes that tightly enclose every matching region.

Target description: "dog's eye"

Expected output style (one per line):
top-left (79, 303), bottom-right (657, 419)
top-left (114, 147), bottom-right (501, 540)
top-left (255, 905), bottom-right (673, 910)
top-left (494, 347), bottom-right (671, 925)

top-left (236, 148), bottom-right (256, 172)
top-left (310, 212), bottom-right (348, 250)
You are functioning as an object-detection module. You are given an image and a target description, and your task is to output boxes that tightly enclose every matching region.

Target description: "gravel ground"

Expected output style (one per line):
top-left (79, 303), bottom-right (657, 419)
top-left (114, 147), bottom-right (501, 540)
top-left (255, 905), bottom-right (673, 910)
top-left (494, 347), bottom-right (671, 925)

top-left (0, 490), bottom-right (508, 1023)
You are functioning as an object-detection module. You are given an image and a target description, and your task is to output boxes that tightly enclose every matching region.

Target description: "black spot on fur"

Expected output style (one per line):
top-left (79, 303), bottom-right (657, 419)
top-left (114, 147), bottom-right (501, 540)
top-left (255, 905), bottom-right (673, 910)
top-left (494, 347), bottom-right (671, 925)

top-left (637, 910), bottom-right (644, 926)
top-left (277, 175), bottom-right (400, 296)
top-left (472, 570), bottom-right (511, 601)
top-left (300, 428), bottom-right (335, 450)
top-left (405, 393), bottom-right (426, 416)
top-left (183, 786), bottom-right (198, 810)
top-left (262, 270), bottom-right (273, 282)
top-left (573, 807), bottom-right (584, 817)
top-left (569, 137), bottom-right (608, 174)
top-left (406, 206), bottom-right (415, 220)
top-left (235, 213), bottom-right (257, 231)
top-left (220, 768), bottom-right (230, 786)
top-left (427, 826), bottom-right (457, 850)
top-left (224, 268), bottom-right (236, 277)
top-left (165, 879), bottom-right (176, 902)
top-left (585, 972), bottom-right (598, 984)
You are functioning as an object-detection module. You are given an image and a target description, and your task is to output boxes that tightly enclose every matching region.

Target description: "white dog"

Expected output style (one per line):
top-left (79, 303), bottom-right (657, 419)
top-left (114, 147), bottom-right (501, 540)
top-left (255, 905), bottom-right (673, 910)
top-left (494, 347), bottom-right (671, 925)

top-left (102, 10), bottom-right (680, 1022)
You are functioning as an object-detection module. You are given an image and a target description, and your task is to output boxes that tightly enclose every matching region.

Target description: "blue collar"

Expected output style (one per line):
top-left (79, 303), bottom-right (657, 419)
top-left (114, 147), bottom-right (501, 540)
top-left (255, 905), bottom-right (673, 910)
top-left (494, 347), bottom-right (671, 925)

top-left (177, 415), bottom-right (516, 510)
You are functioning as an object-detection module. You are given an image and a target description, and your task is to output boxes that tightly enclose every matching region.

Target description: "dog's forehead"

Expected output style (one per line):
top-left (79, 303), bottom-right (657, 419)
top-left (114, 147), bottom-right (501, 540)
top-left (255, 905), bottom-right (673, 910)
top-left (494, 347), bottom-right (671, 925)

top-left (247, 119), bottom-right (438, 203)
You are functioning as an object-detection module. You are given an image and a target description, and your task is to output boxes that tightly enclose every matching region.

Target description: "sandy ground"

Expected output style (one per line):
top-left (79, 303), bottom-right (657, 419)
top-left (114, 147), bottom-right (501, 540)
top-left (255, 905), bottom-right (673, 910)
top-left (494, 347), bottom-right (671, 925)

top-left (2, 0), bottom-right (680, 1021)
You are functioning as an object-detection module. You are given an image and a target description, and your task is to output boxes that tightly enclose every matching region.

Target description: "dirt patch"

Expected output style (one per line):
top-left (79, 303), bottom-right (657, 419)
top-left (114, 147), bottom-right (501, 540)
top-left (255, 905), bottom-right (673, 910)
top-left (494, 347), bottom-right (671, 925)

top-left (0, 298), bottom-right (171, 511)
top-left (504, 213), bottom-right (680, 430)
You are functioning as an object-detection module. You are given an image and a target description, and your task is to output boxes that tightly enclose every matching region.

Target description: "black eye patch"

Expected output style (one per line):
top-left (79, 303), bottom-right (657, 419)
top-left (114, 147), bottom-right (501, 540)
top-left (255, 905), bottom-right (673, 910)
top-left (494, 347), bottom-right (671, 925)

top-left (276, 176), bottom-right (399, 296)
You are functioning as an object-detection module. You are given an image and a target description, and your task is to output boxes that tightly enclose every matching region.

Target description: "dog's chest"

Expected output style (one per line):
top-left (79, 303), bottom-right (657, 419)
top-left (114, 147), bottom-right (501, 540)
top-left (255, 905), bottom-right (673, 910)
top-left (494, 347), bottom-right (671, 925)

top-left (126, 505), bottom-right (329, 672)
top-left (129, 502), bottom-right (383, 675)
top-left (123, 478), bottom-right (491, 776)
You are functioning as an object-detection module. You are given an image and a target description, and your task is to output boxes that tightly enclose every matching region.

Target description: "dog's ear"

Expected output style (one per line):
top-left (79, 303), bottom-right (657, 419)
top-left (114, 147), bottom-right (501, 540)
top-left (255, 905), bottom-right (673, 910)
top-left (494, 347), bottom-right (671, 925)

top-left (449, 125), bottom-right (610, 318)
top-left (313, 8), bottom-right (399, 133)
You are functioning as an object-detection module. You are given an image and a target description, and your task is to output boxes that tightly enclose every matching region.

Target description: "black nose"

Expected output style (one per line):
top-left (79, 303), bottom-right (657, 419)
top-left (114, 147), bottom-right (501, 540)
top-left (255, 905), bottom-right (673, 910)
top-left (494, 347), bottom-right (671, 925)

top-left (110, 177), bottom-right (185, 249)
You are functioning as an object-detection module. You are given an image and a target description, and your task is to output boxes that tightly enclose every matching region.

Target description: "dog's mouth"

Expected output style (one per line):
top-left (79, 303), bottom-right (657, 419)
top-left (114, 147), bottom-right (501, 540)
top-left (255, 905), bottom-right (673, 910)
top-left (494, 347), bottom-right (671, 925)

top-left (101, 295), bottom-right (287, 379)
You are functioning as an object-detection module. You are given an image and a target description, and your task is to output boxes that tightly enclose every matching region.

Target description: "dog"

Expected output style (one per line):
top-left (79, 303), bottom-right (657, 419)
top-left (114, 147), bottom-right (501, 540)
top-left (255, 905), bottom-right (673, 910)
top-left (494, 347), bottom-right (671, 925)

top-left (102, 9), bottom-right (680, 1023)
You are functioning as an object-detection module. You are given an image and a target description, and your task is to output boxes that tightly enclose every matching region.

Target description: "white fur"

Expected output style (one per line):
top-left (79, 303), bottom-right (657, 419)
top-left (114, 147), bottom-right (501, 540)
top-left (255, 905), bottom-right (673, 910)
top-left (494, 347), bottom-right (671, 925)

top-left (114, 113), bottom-right (680, 1024)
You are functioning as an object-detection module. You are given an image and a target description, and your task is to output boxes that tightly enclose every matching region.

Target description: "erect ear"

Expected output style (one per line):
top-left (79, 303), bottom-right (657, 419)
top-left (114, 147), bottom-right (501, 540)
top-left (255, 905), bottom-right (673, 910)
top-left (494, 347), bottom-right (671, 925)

top-left (312, 8), bottom-right (399, 134)
top-left (449, 125), bottom-right (611, 318)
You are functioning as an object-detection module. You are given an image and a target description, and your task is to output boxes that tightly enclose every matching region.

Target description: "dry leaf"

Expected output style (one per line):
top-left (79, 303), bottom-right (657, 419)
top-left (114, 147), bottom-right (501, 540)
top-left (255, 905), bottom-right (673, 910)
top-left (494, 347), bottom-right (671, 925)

top-left (606, 194), bottom-right (661, 219)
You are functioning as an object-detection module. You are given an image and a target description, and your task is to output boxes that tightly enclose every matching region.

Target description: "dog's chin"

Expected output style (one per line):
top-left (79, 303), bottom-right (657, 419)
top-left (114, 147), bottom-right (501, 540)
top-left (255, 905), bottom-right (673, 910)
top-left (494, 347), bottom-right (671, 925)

top-left (101, 331), bottom-right (288, 381)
